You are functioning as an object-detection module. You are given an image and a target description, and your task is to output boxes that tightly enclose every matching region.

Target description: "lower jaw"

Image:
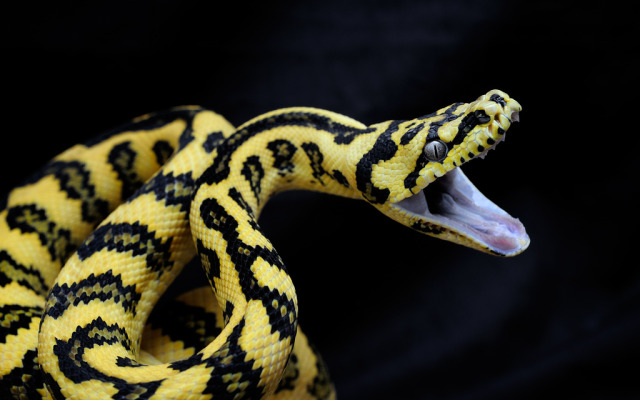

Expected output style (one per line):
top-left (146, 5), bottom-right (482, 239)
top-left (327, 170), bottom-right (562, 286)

top-left (392, 168), bottom-right (529, 256)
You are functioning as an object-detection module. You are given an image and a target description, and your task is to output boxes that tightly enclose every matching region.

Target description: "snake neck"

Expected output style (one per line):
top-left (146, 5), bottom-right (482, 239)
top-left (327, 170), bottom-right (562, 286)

top-left (191, 109), bottom-right (362, 313)
top-left (188, 108), bottom-right (395, 386)
top-left (195, 107), bottom-right (386, 218)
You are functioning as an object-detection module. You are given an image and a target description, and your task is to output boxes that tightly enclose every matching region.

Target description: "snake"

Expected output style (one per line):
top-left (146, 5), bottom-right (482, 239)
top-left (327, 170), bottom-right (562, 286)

top-left (0, 89), bottom-right (529, 399)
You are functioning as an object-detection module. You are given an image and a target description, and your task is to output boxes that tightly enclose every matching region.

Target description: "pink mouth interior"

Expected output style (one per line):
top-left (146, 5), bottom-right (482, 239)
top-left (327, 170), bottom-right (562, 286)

top-left (394, 168), bottom-right (529, 255)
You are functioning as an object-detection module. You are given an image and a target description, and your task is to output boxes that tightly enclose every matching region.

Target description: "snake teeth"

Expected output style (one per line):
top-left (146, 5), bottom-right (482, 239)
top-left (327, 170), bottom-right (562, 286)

top-left (477, 133), bottom-right (504, 159)
top-left (477, 109), bottom-right (519, 160)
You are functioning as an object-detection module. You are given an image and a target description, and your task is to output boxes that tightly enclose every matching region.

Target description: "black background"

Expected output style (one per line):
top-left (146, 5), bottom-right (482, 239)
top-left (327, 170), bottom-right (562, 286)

top-left (1, 1), bottom-right (638, 399)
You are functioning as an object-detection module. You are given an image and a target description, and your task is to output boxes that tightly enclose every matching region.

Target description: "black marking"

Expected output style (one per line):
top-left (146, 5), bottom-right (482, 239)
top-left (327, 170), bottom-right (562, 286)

top-left (17, 161), bottom-right (109, 224)
top-left (0, 304), bottom-right (43, 344)
top-left (0, 349), bottom-right (45, 400)
top-left (52, 318), bottom-right (164, 399)
top-left (301, 142), bottom-right (329, 185)
top-left (161, 319), bottom-right (267, 397)
top-left (331, 169), bottom-right (350, 188)
top-left (108, 141), bottom-right (144, 201)
top-left (426, 102), bottom-right (466, 141)
top-left (400, 122), bottom-right (423, 145)
top-left (333, 127), bottom-right (375, 145)
top-left (197, 239), bottom-right (221, 279)
top-left (199, 198), bottom-right (240, 236)
top-left (490, 93), bottom-right (507, 107)
top-left (241, 156), bottom-right (265, 205)
top-left (355, 121), bottom-right (403, 204)
top-left (267, 139), bottom-right (298, 176)
top-left (301, 142), bottom-right (350, 188)
top-left (475, 110), bottom-right (491, 124)
top-left (0, 250), bottom-right (48, 296)
top-left (203, 131), bottom-right (225, 153)
top-left (199, 198), bottom-right (296, 339)
top-left (152, 140), bottom-right (174, 165)
top-left (228, 188), bottom-right (260, 230)
top-left (202, 319), bottom-right (265, 399)
top-left (83, 107), bottom-right (204, 148)
top-left (45, 270), bottom-right (140, 319)
top-left (200, 150), bottom-right (232, 187)
top-left (198, 111), bottom-right (373, 185)
top-left (228, 188), bottom-right (254, 217)
top-left (6, 204), bottom-right (75, 263)
top-left (411, 221), bottom-right (446, 235)
top-left (146, 298), bottom-right (222, 354)
top-left (169, 353), bottom-right (204, 372)
top-left (452, 110), bottom-right (492, 147)
top-left (403, 152), bottom-right (431, 190)
top-left (77, 222), bottom-right (174, 274)
top-left (223, 301), bottom-right (234, 325)
top-left (487, 138), bottom-right (495, 145)
top-left (178, 124), bottom-right (195, 150)
top-left (116, 357), bottom-right (144, 367)
top-left (261, 289), bottom-right (297, 338)
top-left (418, 111), bottom-right (438, 121)
top-left (477, 145), bottom-right (485, 153)
top-left (129, 171), bottom-right (195, 212)
top-left (42, 370), bottom-right (64, 400)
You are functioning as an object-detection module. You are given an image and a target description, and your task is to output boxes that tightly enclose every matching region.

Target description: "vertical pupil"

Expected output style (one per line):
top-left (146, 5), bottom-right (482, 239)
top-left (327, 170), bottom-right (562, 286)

top-left (426, 140), bottom-right (446, 162)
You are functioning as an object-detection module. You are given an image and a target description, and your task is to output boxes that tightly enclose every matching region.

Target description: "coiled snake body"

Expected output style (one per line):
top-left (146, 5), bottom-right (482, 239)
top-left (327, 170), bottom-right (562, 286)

top-left (0, 90), bottom-right (528, 399)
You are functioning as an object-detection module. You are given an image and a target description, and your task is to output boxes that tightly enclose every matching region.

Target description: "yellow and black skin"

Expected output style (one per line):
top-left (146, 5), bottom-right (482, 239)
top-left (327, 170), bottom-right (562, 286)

top-left (0, 90), bottom-right (527, 399)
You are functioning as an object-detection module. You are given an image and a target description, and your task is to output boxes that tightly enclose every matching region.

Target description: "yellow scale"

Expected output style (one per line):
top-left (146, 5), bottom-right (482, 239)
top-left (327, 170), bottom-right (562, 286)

top-left (0, 91), bottom-right (527, 399)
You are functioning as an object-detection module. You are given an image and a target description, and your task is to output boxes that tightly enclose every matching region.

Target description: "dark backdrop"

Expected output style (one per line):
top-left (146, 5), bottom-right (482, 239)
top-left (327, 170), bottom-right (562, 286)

top-left (2, 1), bottom-right (638, 399)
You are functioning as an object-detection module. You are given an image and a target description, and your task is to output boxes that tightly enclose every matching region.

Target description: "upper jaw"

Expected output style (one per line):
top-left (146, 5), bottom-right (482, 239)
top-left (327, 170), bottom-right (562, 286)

top-left (390, 168), bottom-right (529, 256)
top-left (372, 89), bottom-right (528, 256)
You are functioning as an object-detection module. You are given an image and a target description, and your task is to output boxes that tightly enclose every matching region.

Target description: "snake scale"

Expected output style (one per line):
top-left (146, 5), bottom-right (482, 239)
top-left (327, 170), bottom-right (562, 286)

top-left (0, 90), bottom-right (529, 399)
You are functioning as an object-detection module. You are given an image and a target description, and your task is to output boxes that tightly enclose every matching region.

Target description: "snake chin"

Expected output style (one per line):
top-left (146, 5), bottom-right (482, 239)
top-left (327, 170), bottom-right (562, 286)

top-left (393, 168), bottom-right (529, 256)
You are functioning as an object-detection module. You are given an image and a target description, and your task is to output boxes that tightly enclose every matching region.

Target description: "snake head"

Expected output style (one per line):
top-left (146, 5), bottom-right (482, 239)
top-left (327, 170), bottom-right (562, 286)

top-left (360, 89), bottom-right (529, 256)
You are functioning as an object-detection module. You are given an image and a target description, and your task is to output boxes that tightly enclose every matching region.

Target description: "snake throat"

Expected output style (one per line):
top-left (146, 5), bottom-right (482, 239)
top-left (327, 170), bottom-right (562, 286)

top-left (393, 167), bottom-right (529, 256)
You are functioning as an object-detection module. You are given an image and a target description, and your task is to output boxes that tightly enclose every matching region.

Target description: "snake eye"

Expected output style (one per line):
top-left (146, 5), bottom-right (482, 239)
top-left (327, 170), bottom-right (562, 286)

top-left (424, 139), bottom-right (447, 162)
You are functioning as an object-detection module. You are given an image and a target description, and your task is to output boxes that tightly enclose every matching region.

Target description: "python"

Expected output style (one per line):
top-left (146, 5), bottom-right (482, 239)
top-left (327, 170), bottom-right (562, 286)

top-left (0, 89), bottom-right (527, 399)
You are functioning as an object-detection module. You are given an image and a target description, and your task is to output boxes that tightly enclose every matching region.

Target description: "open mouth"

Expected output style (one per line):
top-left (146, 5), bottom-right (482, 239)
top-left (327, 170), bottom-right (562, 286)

top-left (392, 167), bottom-right (529, 256)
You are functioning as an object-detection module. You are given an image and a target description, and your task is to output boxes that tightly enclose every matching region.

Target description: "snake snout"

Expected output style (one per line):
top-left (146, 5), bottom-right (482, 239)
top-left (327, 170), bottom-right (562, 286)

top-left (511, 111), bottom-right (520, 123)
